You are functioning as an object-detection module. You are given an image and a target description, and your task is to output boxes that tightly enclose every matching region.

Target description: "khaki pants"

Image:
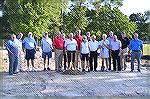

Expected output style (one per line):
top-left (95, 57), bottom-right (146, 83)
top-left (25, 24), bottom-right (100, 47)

top-left (55, 49), bottom-right (63, 71)
top-left (120, 48), bottom-right (128, 70)
top-left (75, 51), bottom-right (81, 69)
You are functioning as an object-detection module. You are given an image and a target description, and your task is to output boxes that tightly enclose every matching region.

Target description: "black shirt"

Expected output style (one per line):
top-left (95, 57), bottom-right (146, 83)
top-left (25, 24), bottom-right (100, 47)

top-left (119, 37), bottom-right (130, 49)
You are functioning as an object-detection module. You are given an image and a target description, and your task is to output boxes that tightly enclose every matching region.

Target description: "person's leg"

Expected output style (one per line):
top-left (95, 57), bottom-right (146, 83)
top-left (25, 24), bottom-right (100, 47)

top-left (59, 50), bottom-right (63, 71)
top-left (117, 55), bottom-right (121, 71)
top-left (64, 53), bottom-right (67, 70)
top-left (67, 51), bottom-right (71, 69)
top-left (42, 52), bottom-right (46, 70)
top-left (136, 52), bottom-right (142, 72)
top-left (101, 58), bottom-right (105, 71)
top-left (89, 51), bottom-right (93, 71)
top-left (72, 52), bottom-right (76, 70)
top-left (94, 51), bottom-right (98, 71)
top-left (47, 51), bottom-right (52, 70)
top-left (105, 58), bottom-right (109, 71)
top-left (131, 52), bottom-right (135, 72)
top-left (55, 49), bottom-right (59, 71)
top-left (8, 55), bottom-right (14, 75)
top-left (31, 49), bottom-right (36, 70)
top-left (13, 57), bottom-right (18, 74)
top-left (120, 51), bottom-right (123, 70)
top-left (108, 50), bottom-right (111, 70)
top-left (112, 51), bottom-right (116, 71)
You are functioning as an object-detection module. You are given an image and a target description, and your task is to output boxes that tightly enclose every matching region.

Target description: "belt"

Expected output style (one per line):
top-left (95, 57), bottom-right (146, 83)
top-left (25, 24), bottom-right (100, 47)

top-left (56, 48), bottom-right (63, 50)
top-left (132, 50), bottom-right (141, 52)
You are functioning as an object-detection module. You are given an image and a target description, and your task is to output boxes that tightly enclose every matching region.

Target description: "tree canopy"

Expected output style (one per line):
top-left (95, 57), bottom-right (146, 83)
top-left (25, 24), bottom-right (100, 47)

top-left (5, 0), bottom-right (68, 39)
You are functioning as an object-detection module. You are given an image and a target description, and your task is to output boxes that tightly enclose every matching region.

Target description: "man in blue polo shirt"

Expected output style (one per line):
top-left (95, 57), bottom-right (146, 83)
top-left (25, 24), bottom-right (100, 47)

top-left (129, 33), bottom-right (143, 72)
top-left (6, 34), bottom-right (20, 75)
top-left (23, 32), bottom-right (36, 71)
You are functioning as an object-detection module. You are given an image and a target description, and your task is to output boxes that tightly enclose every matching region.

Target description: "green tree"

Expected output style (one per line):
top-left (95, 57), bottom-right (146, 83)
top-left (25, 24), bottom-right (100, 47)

top-left (86, 4), bottom-right (136, 39)
top-left (63, 4), bottom-right (89, 35)
top-left (5, 0), bottom-right (67, 39)
top-left (129, 11), bottom-right (150, 41)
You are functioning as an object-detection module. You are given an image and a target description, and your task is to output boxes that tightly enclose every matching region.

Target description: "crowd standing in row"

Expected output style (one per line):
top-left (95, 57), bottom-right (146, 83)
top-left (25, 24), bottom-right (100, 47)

top-left (6, 30), bottom-right (143, 75)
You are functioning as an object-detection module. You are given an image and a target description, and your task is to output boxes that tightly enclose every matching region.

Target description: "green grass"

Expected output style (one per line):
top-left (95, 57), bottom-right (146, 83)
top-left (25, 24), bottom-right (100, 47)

top-left (143, 44), bottom-right (150, 55)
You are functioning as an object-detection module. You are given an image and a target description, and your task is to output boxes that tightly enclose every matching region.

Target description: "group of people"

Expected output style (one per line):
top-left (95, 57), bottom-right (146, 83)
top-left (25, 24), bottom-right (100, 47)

top-left (6, 30), bottom-right (143, 75)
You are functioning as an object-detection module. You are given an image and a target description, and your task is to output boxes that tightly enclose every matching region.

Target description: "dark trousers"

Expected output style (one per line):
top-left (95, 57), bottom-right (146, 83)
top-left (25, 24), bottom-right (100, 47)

top-left (90, 51), bottom-right (98, 71)
top-left (64, 53), bottom-right (67, 70)
top-left (108, 51), bottom-right (111, 70)
top-left (111, 50), bottom-right (121, 71)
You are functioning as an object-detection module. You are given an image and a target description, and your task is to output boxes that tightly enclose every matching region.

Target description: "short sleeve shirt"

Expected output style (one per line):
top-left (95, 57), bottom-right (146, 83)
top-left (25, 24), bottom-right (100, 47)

top-left (110, 40), bottom-right (121, 50)
top-left (130, 39), bottom-right (143, 51)
top-left (99, 40), bottom-right (110, 53)
top-left (65, 39), bottom-right (77, 51)
top-left (81, 41), bottom-right (90, 54)
top-left (41, 37), bottom-right (52, 52)
top-left (89, 40), bottom-right (99, 51)
top-left (6, 39), bottom-right (20, 57)
top-left (23, 37), bottom-right (36, 50)
top-left (119, 37), bottom-right (130, 49)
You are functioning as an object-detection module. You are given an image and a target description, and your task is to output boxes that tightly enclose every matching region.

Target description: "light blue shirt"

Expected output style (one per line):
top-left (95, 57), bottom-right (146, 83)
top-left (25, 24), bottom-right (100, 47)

top-left (130, 39), bottom-right (143, 51)
top-left (6, 39), bottom-right (20, 57)
top-left (23, 37), bottom-right (36, 49)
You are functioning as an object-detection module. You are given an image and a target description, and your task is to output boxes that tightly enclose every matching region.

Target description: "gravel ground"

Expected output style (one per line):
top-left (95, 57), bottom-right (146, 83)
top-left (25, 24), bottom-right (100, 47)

top-left (0, 50), bottom-right (150, 98)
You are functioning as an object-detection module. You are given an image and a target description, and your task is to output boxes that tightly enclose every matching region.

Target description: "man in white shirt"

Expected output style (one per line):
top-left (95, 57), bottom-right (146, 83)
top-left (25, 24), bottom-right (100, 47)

top-left (64, 33), bottom-right (77, 70)
top-left (41, 32), bottom-right (53, 71)
top-left (23, 32), bottom-right (36, 71)
top-left (110, 35), bottom-right (122, 71)
top-left (89, 35), bottom-right (99, 71)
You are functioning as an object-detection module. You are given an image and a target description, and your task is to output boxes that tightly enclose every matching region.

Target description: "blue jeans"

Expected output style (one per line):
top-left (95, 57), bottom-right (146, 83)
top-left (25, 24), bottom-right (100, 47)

top-left (131, 51), bottom-right (141, 71)
top-left (9, 55), bottom-right (18, 75)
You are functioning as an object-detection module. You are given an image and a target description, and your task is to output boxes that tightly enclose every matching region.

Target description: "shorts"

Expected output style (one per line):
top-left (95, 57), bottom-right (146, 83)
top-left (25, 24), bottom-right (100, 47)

top-left (25, 49), bottom-right (35, 60)
top-left (81, 53), bottom-right (89, 61)
top-left (67, 51), bottom-right (76, 63)
top-left (42, 51), bottom-right (52, 59)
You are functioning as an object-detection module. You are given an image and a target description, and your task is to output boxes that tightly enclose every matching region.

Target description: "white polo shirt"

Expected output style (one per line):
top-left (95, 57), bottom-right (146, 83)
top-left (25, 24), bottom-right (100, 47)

top-left (81, 41), bottom-right (90, 54)
top-left (110, 40), bottom-right (121, 51)
top-left (41, 37), bottom-right (52, 52)
top-left (65, 39), bottom-right (77, 51)
top-left (89, 40), bottom-right (99, 51)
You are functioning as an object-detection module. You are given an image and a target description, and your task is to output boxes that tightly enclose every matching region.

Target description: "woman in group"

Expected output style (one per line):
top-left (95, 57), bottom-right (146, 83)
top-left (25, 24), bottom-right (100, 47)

top-left (99, 34), bottom-right (110, 71)
top-left (80, 35), bottom-right (90, 72)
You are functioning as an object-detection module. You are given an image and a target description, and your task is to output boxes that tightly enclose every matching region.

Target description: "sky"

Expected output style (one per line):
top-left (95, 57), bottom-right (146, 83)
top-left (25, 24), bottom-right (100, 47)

top-left (119, 0), bottom-right (150, 16)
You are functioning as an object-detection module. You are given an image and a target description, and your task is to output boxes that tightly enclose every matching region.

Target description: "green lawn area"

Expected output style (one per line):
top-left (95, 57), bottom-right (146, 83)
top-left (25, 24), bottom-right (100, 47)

top-left (143, 44), bottom-right (150, 55)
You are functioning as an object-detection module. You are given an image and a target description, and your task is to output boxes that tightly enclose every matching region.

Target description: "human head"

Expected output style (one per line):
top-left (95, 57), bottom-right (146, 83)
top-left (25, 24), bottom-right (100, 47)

top-left (109, 31), bottom-right (114, 37)
top-left (11, 34), bottom-right (16, 41)
top-left (62, 33), bottom-right (66, 39)
top-left (113, 35), bottom-right (118, 41)
top-left (86, 32), bottom-right (91, 37)
top-left (102, 34), bottom-right (107, 40)
top-left (69, 33), bottom-right (74, 39)
top-left (91, 35), bottom-right (96, 41)
top-left (134, 33), bottom-right (139, 40)
top-left (28, 32), bottom-right (32, 38)
top-left (57, 31), bottom-right (61, 37)
top-left (75, 30), bottom-right (81, 36)
top-left (121, 32), bottom-right (126, 38)
top-left (44, 32), bottom-right (48, 38)
top-left (82, 35), bottom-right (87, 42)
top-left (17, 33), bottom-right (23, 39)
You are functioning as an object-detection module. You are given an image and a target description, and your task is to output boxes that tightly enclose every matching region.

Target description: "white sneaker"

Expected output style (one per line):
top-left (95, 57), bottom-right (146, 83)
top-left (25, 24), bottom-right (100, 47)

top-left (27, 67), bottom-right (30, 72)
top-left (31, 67), bottom-right (37, 71)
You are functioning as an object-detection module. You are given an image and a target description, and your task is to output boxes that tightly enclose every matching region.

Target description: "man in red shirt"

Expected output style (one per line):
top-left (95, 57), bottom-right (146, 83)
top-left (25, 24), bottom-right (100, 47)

top-left (53, 32), bottom-right (64, 72)
top-left (74, 30), bottom-right (82, 69)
